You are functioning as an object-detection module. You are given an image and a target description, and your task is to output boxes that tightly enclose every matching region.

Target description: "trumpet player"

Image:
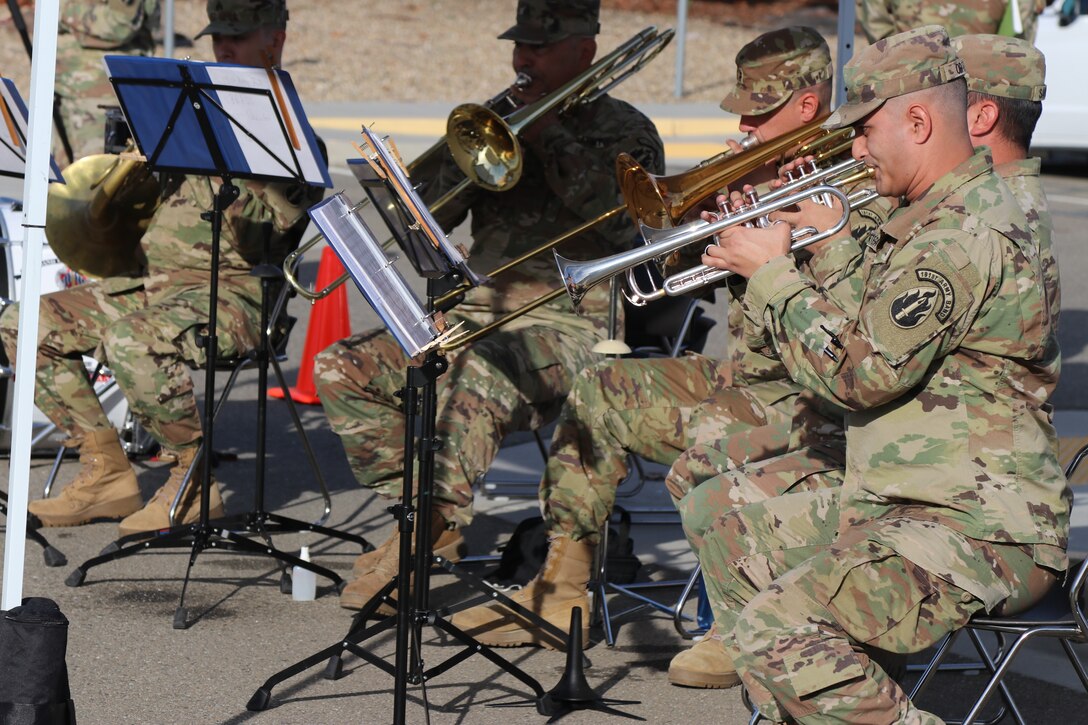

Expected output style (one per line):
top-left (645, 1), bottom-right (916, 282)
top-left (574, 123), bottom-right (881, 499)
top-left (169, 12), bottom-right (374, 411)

top-left (2, 0), bottom-right (326, 535)
top-left (312, 0), bottom-right (665, 612)
top-left (451, 26), bottom-right (893, 658)
top-left (687, 27), bottom-right (1065, 722)
top-left (670, 28), bottom-right (1059, 698)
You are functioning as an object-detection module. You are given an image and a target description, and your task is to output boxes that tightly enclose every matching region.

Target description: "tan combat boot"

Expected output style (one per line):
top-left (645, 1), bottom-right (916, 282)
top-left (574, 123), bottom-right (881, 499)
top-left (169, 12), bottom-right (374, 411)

top-left (117, 445), bottom-right (224, 536)
top-left (351, 512), bottom-right (466, 577)
top-left (667, 623), bottom-right (741, 688)
top-left (28, 427), bottom-right (142, 526)
top-left (449, 534), bottom-right (592, 650)
top-left (341, 510), bottom-right (466, 612)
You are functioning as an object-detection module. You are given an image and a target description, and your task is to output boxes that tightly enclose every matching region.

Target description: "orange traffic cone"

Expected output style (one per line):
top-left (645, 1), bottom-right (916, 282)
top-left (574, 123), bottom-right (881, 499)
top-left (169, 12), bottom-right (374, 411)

top-left (269, 247), bottom-right (351, 405)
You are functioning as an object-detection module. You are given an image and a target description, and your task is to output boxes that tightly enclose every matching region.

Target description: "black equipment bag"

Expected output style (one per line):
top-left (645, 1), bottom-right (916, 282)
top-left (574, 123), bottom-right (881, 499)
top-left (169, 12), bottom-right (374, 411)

top-left (0, 597), bottom-right (76, 725)
top-left (487, 506), bottom-right (642, 588)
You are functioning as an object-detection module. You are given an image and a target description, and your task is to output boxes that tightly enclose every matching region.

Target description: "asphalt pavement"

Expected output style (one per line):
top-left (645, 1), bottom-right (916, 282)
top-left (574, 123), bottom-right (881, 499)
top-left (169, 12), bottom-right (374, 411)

top-left (1, 102), bottom-right (1087, 723)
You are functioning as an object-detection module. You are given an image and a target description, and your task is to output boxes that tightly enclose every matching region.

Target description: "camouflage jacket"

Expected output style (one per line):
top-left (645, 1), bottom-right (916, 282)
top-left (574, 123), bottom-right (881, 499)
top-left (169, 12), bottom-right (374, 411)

top-left (414, 94), bottom-right (664, 336)
top-left (56, 0), bottom-right (160, 100)
top-left (730, 176), bottom-right (895, 386)
top-left (742, 148), bottom-right (1068, 569)
top-left (998, 157), bottom-right (1058, 323)
top-left (103, 174), bottom-right (324, 299)
top-left (857, 0), bottom-right (1045, 44)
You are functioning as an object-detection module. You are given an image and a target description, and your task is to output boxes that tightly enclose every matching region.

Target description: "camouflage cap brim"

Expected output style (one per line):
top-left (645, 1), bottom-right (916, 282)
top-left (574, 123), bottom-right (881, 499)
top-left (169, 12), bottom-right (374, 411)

top-left (719, 86), bottom-right (792, 116)
top-left (823, 97), bottom-right (884, 129)
top-left (497, 24), bottom-right (567, 44)
top-left (195, 19), bottom-right (262, 38)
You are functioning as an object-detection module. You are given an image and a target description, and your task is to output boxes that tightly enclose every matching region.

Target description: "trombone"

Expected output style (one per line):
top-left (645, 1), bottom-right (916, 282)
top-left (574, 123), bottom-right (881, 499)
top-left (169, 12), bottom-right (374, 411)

top-left (556, 157), bottom-right (879, 307)
top-left (284, 26), bottom-right (675, 302)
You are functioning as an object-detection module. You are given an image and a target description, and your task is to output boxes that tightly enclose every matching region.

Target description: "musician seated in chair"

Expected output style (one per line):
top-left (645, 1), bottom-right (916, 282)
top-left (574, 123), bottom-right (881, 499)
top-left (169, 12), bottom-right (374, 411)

top-left (311, 0), bottom-right (665, 612)
top-left (683, 27), bottom-right (1066, 721)
top-left (668, 29), bottom-right (1058, 694)
top-left (450, 26), bottom-right (894, 660)
top-left (1, 0), bottom-right (325, 536)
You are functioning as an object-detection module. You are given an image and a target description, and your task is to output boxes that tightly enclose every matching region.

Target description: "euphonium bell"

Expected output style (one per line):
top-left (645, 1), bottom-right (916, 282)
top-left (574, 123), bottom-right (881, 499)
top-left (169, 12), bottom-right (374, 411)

top-left (45, 154), bottom-right (160, 278)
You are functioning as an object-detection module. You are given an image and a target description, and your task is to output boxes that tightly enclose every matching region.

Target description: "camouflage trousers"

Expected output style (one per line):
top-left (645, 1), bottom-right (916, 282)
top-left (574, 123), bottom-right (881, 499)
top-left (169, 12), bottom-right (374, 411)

top-left (696, 486), bottom-right (1055, 724)
top-left (663, 378), bottom-right (812, 507)
top-left (0, 280), bottom-right (261, 449)
top-left (542, 364), bottom-right (813, 543)
top-left (540, 354), bottom-right (725, 543)
top-left (312, 320), bottom-right (603, 528)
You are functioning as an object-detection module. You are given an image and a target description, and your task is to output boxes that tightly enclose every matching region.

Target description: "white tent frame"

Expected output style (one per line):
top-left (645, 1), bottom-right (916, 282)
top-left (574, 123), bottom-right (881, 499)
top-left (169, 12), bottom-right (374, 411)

top-left (2, 0), bottom-right (59, 611)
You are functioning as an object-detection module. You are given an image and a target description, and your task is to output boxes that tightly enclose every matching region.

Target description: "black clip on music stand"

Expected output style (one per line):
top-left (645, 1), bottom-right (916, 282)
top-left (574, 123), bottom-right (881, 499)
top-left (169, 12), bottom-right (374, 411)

top-left (247, 185), bottom-right (553, 722)
top-left (61, 57), bottom-right (364, 628)
top-left (0, 76), bottom-right (66, 567)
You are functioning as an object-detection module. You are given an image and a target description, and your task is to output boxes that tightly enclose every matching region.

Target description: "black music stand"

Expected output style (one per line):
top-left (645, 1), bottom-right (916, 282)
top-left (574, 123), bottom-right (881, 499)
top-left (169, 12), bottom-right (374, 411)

top-left (60, 57), bottom-right (361, 628)
top-left (248, 175), bottom-right (565, 722)
top-left (0, 77), bottom-right (66, 567)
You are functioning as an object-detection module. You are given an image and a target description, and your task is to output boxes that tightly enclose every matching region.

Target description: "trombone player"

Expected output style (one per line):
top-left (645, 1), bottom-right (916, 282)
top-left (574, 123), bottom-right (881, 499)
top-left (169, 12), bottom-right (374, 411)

top-left (451, 27), bottom-right (893, 660)
top-left (313, 0), bottom-right (665, 611)
top-left (1, 0), bottom-right (325, 535)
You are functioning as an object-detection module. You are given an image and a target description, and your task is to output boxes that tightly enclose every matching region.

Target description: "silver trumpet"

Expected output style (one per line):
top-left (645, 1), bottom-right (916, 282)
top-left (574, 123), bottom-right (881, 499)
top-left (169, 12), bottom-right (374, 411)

top-left (556, 157), bottom-right (879, 307)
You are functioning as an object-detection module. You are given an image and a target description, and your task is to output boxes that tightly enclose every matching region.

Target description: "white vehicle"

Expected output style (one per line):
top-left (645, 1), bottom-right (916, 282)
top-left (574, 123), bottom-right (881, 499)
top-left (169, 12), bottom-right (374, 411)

top-left (1031, 2), bottom-right (1088, 153)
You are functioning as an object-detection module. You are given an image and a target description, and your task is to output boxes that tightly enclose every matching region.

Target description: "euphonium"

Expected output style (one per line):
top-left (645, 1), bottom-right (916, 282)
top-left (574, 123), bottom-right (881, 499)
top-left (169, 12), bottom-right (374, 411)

top-left (44, 153), bottom-right (161, 278)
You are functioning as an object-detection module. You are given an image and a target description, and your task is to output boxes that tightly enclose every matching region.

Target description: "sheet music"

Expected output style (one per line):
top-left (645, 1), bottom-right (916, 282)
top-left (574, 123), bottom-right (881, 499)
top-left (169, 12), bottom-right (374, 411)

top-left (309, 193), bottom-right (444, 357)
top-left (204, 65), bottom-right (324, 183)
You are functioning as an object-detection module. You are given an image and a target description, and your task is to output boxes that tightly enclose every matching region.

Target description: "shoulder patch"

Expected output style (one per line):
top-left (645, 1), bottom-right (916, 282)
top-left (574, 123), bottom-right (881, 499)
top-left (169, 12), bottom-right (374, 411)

top-left (866, 250), bottom-right (975, 366)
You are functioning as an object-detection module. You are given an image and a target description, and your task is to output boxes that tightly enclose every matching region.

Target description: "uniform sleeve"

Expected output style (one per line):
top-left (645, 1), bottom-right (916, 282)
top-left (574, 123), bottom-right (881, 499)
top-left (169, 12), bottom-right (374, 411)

top-left (226, 178), bottom-right (326, 266)
top-left (525, 107), bottom-right (664, 235)
top-left (744, 229), bottom-right (989, 411)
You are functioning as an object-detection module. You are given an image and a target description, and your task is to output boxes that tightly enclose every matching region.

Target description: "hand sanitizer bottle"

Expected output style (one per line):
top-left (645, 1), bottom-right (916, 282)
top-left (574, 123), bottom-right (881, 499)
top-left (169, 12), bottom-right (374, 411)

top-left (292, 546), bottom-right (317, 602)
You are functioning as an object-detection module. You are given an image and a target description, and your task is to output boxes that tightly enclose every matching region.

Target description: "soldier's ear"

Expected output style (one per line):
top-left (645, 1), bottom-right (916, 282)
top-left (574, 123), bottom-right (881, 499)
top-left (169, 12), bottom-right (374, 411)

top-left (966, 99), bottom-right (999, 138)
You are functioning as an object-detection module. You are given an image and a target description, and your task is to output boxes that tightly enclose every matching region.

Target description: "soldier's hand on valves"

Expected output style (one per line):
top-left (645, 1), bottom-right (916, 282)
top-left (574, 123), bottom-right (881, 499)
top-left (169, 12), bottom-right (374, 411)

top-left (702, 219), bottom-right (791, 279)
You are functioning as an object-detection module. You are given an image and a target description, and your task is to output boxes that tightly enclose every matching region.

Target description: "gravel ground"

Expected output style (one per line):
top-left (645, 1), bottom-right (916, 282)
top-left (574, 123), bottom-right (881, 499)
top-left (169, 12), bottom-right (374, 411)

top-left (1, 0), bottom-right (841, 107)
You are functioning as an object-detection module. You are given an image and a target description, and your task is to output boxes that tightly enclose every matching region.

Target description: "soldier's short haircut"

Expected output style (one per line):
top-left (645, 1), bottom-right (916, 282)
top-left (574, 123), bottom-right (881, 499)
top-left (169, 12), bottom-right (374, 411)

top-left (966, 90), bottom-right (1042, 152)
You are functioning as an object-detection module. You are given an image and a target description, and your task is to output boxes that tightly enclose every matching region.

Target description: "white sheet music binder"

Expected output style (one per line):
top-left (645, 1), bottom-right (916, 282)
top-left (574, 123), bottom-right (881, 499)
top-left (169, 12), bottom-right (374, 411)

top-left (309, 192), bottom-right (454, 357)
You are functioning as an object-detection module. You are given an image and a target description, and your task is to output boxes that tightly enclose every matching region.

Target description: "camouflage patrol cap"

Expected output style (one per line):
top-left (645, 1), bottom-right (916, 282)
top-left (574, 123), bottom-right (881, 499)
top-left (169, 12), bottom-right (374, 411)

top-left (952, 34), bottom-right (1046, 102)
top-left (719, 27), bottom-right (832, 116)
top-left (498, 0), bottom-right (600, 45)
top-left (196, 0), bottom-right (289, 39)
top-left (825, 25), bottom-right (966, 129)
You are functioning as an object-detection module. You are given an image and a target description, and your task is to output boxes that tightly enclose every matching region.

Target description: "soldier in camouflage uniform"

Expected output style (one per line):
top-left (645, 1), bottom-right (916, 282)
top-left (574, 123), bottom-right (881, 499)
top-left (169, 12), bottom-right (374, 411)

top-left (312, 0), bottom-right (665, 612)
top-left (450, 27), bottom-right (892, 656)
top-left (857, 0), bottom-right (1045, 44)
top-left (2, 0), bottom-right (326, 536)
top-left (54, 0), bottom-right (160, 167)
top-left (669, 27), bottom-right (1059, 695)
top-left (685, 27), bottom-right (1068, 721)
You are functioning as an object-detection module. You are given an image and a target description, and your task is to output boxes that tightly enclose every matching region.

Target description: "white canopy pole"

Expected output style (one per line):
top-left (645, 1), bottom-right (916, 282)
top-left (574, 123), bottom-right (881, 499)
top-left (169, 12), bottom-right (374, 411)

top-left (163, 0), bottom-right (175, 58)
top-left (673, 0), bottom-right (689, 98)
top-left (835, 0), bottom-right (856, 107)
top-left (2, 0), bottom-right (59, 611)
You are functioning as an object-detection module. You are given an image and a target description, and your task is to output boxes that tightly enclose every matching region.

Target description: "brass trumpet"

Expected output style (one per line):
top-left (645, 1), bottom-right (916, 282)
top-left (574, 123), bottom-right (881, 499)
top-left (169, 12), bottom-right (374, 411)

top-left (556, 158), bottom-right (879, 307)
